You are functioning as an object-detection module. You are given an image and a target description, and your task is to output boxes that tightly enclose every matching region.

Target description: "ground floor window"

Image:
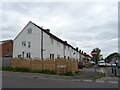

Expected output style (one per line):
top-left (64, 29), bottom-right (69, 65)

top-left (18, 55), bottom-right (21, 58)
top-left (26, 53), bottom-right (31, 58)
top-left (50, 54), bottom-right (54, 60)
top-left (68, 56), bottom-right (70, 60)
top-left (64, 56), bottom-right (66, 59)
top-left (57, 55), bottom-right (60, 59)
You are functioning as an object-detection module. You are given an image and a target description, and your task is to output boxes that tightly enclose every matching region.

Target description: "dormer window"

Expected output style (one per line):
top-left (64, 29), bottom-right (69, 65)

top-left (28, 28), bottom-right (32, 34)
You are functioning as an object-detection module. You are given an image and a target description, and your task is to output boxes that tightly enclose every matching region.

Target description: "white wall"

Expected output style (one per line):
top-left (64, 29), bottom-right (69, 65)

top-left (13, 22), bottom-right (80, 60)
top-left (13, 22), bottom-right (41, 59)
top-left (43, 32), bottom-right (64, 59)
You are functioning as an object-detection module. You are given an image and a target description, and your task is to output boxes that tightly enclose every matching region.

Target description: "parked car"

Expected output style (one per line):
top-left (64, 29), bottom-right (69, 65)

top-left (116, 61), bottom-right (120, 68)
top-left (78, 61), bottom-right (85, 69)
top-left (98, 61), bottom-right (106, 67)
top-left (105, 63), bottom-right (111, 67)
top-left (109, 61), bottom-right (116, 67)
top-left (104, 61), bottom-right (116, 67)
top-left (89, 61), bottom-right (96, 65)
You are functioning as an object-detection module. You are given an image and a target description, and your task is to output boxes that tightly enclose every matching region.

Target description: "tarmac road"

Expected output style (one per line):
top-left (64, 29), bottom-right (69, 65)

top-left (2, 75), bottom-right (118, 88)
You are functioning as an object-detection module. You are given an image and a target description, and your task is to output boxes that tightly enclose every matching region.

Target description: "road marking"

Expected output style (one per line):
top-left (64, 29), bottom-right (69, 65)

top-left (108, 81), bottom-right (118, 84)
top-left (83, 80), bottom-right (93, 82)
top-left (95, 80), bottom-right (105, 83)
top-left (74, 80), bottom-right (82, 82)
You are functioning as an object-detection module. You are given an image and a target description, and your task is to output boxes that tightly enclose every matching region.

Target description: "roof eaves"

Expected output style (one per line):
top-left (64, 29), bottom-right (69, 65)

top-left (31, 21), bottom-right (78, 51)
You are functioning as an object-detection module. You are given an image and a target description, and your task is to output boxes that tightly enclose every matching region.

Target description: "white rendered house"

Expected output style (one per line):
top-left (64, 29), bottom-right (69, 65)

top-left (13, 21), bottom-right (82, 60)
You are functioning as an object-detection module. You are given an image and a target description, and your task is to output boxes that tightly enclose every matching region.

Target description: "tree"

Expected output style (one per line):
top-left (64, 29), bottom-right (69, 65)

top-left (105, 52), bottom-right (119, 62)
top-left (92, 48), bottom-right (102, 64)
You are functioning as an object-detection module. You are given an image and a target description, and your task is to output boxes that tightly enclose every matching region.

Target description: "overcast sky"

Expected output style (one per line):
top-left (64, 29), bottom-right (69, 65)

top-left (1, 1), bottom-right (118, 58)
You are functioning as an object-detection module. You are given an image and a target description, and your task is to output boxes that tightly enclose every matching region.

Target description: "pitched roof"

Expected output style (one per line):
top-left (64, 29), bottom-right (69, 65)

top-left (0, 39), bottom-right (13, 45)
top-left (30, 21), bottom-right (78, 51)
top-left (14, 21), bottom-right (79, 52)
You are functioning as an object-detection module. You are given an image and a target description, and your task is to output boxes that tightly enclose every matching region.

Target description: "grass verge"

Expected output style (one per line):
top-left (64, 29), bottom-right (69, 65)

top-left (91, 72), bottom-right (106, 80)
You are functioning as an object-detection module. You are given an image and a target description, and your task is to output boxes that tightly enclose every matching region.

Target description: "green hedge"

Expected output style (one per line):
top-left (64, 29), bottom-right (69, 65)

top-left (60, 71), bottom-right (73, 76)
top-left (2, 67), bottom-right (79, 76)
top-left (2, 67), bottom-right (56, 75)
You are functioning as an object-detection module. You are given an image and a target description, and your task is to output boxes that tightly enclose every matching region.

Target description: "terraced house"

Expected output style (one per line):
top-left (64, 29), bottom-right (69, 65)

top-left (13, 21), bottom-right (90, 61)
top-left (0, 40), bottom-right (13, 67)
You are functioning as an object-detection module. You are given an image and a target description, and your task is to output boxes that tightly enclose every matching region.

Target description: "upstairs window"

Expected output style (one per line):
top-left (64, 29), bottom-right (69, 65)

top-left (22, 41), bottom-right (26, 46)
top-left (64, 45), bottom-right (66, 49)
top-left (10, 43), bottom-right (12, 46)
top-left (28, 42), bottom-right (31, 48)
top-left (51, 38), bottom-right (54, 44)
top-left (28, 28), bottom-right (32, 34)
top-left (68, 47), bottom-right (69, 50)
top-left (6, 49), bottom-right (9, 53)
top-left (57, 42), bottom-right (60, 47)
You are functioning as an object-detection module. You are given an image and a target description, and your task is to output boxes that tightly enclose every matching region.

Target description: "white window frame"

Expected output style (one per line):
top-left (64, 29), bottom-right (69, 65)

top-left (50, 54), bottom-right (54, 60)
top-left (57, 55), bottom-right (60, 59)
top-left (51, 38), bottom-right (54, 44)
top-left (28, 28), bottom-right (32, 34)
top-left (28, 42), bottom-right (31, 48)
top-left (22, 41), bottom-right (26, 47)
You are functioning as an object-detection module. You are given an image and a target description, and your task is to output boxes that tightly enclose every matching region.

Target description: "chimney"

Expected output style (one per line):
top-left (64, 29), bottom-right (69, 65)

top-left (84, 52), bottom-right (86, 55)
top-left (64, 41), bottom-right (67, 44)
top-left (45, 29), bottom-right (50, 33)
top-left (76, 47), bottom-right (78, 51)
top-left (82, 51), bottom-right (83, 54)
top-left (79, 49), bottom-right (81, 53)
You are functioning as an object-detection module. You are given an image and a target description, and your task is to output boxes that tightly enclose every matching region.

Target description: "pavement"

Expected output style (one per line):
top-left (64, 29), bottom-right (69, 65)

top-left (98, 67), bottom-right (119, 82)
top-left (71, 67), bottom-right (100, 80)
top-left (2, 67), bottom-right (100, 80)
top-left (102, 67), bottom-right (120, 77)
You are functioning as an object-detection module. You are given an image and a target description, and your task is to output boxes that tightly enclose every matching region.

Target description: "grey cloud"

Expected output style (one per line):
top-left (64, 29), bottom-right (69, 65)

top-left (1, 2), bottom-right (118, 58)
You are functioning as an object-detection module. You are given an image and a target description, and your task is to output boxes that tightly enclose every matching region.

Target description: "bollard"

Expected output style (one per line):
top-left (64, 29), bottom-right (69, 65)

top-left (114, 68), bottom-right (117, 76)
top-left (112, 67), bottom-right (114, 73)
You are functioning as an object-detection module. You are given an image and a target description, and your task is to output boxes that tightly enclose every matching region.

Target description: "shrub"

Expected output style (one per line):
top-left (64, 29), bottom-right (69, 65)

top-left (60, 71), bottom-right (73, 76)
top-left (2, 67), bottom-right (57, 75)
top-left (31, 70), bottom-right (43, 73)
top-left (14, 67), bottom-right (31, 72)
top-left (0, 67), bottom-right (2, 70)
top-left (2, 67), bottom-right (14, 71)
top-left (41, 70), bottom-right (57, 74)
top-left (92, 72), bottom-right (106, 79)
top-left (30, 69), bottom-right (56, 74)
top-left (75, 70), bottom-right (81, 73)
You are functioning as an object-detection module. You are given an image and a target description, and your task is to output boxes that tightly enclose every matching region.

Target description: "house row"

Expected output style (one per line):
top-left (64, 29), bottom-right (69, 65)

top-left (1, 21), bottom-right (91, 62)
